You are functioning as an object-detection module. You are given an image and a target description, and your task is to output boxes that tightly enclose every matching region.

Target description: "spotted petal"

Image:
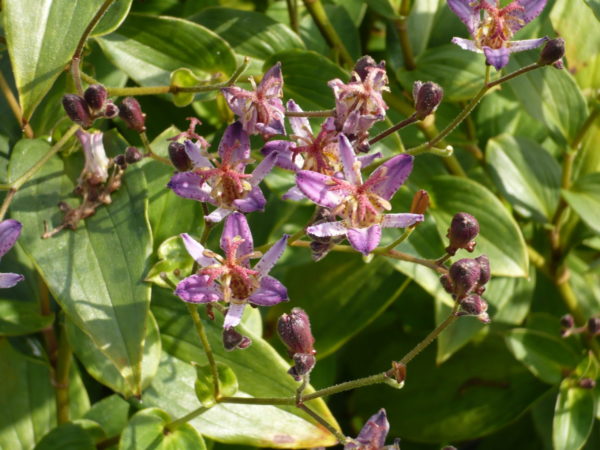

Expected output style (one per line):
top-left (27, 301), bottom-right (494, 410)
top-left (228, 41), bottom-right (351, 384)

top-left (346, 225), bottom-right (382, 255)
top-left (167, 172), bottom-right (213, 203)
top-left (250, 150), bottom-right (277, 186)
top-left (184, 140), bottom-right (213, 169)
top-left (451, 37), bottom-right (482, 53)
top-left (180, 233), bottom-right (217, 267)
top-left (381, 213), bottom-right (424, 228)
top-left (0, 273), bottom-right (24, 288)
top-left (258, 62), bottom-right (283, 97)
top-left (205, 207), bottom-right (233, 224)
top-left (254, 234), bottom-right (289, 277)
top-left (296, 171), bottom-right (347, 209)
top-left (507, 0), bottom-right (548, 33)
top-left (261, 140), bottom-right (301, 172)
top-left (339, 134), bottom-right (360, 185)
top-left (248, 275), bottom-right (288, 306)
top-left (221, 212), bottom-right (254, 259)
top-left (175, 274), bottom-right (222, 303)
top-left (306, 221), bottom-right (347, 237)
top-left (218, 121), bottom-right (250, 167)
top-left (483, 46), bottom-right (511, 70)
top-left (369, 154), bottom-right (414, 201)
top-left (233, 186), bottom-right (266, 213)
top-left (286, 99), bottom-right (312, 139)
top-left (508, 37), bottom-right (548, 52)
top-left (447, 0), bottom-right (481, 35)
top-left (224, 303), bottom-right (246, 329)
top-left (0, 219), bottom-right (22, 260)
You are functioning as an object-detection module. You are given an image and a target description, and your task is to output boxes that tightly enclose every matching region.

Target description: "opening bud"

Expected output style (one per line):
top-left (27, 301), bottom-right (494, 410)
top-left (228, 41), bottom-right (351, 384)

top-left (413, 81), bottom-right (444, 120)
top-left (288, 353), bottom-right (316, 381)
top-left (119, 97), bottom-right (146, 133)
top-left (458, 294), bottom-right (490, 323)
top-left (345, 409), bottom-right (390, 450)
top-left (446, 212), bottom-right (479, 255)
top-left (449, 258), bottom-right (481, 299)
top-left (587, 317), bottom-right (600, 335)
top-left (104, 102), bottom-right (119, 119)
top-left (560, 314), bottom-right (574, 329)
top-left (125, 146), bottom-right (143, 164)
top-left (62, 94), bottom-right (93, 128)
top-left (277, 308), bottom-right (315, 356)
top-left (410, 189), bottom-right (430, 215)
top-left (222, 328), bottom-right (252, 351)
top-left (440, 274), bottom-right (454, 294)
top-left (83, 84), bottom-right (108, 111)
top-left (352, 55), bottom-right (385, 82)
top-left (474, 255), bottom-right (490, 293)
top-left (538, 38), bottom-right (565, 67)
top-left (168, 141), bottom-right (193, 171)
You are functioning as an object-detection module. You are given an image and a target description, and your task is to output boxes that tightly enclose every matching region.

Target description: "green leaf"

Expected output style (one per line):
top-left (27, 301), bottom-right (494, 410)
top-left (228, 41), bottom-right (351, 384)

top-left (426, 175), bottom-right (529, 277)
top-left (10, 136), bottom-right (152, 396)
top-left (191, 7), bottom-right (305, 61)
top-left (553, 379), bottom-right (596, 450)
top-left (65, 312), bottom-right (161, 397)
top-left (119, 408), bottom-right (206, 450)
top-left (35, 422), bottom-right (97, 450)
top-left (83, 395), bottom-right (131, 439)
top-left (0, 299), bottom-right (54, 336)
top-left (584, 0), bottom-right (600, 21)
top-left (505, 329), bottom-right (582, 385)
top-left (194, 363), bottom-right (238, 406)
top-left (146, 236), bottom-right (194, 289)
top-left (486, 134), bottom-right (561, 223)
top-left (170, 68), bottom-right (202, 107)
top-left (146, 288), bottom-right (339, 448)
top-left (574, 122), bottom-right (600, 178)
top-left (96, 14), bottom-right (237, 87)
top-left (265, 50), bottom-right (347, 110)
top-left (366, 0), bottom-right (400, 19)
top-left (507, 53), bottom-right (588, 144)
top-left (2, 0), bottom-right (125, 121)
top-left (562, 173), bottom-right (600, 235)
top-left (91, 0), bottom-right (133, 37)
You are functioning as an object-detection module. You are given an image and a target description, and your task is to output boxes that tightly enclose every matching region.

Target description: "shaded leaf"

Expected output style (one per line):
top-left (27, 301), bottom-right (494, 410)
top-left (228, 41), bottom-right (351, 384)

top-left (562, 173), bottom-right (600, 235)
top-left (35, 422), bottom-right (97, 450)
top-left (553, 379), bottom-right (596, 450)
top-left (194, 363), bottom-right (238, 406)
top-left (83, 395), bottom-right (131, 439)
top-left (91, 0), bottom-right (134, 37)
top-left (0, 299), bottom-right (54, 336)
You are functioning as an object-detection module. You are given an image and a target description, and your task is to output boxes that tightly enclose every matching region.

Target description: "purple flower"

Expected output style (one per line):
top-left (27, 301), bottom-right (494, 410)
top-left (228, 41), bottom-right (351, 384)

top-left (345, 409), bottom-right (399, 449)
top-left (167, 122), bottom-right (277, 223)
top-left (297, 135), bottom-right (423, 255)
top-left (175, 212), bottom-right (289, 329)
top-left (448, 0), bottom-right (548, 70)
top-left (76, 130), bottom-right (110, 185)
top-left (222, 63), bottom-right (286, 139)
top-left (0, 220), bottom-right (25, 288)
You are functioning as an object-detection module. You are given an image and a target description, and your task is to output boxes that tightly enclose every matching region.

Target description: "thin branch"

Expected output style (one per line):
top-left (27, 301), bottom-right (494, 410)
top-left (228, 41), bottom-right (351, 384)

top-left (0, 71), bottom-right (34, 138)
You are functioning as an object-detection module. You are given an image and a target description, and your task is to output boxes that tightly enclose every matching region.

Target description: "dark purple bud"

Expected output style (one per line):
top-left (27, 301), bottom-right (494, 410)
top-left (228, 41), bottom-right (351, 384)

top-left (587, 317), bottom-right (600, 335)
top-left (119, 97), bottom-right (146, 133)
top-left (352, 55), bottom-right (384, 81)
top-left (277, 308), bottom-right (315, 356)
top-left (442, 447), bottom-right (458, 450)
top-left (475, 255), bottom-right (491, 288)
top-left (62, 94), bottom-right (93, 128)
top-left (345, 409), bottom-right (390, 450)
top-left (114, 154), bottom-right (127, 169)
top-left (440, 274), bottom-right (454, 294)
top-left (560, 314), bottom-right (575, 329)
top-left (410, 189), bottom-right (429, 215)
top-left (449, 258), bottom-right (481, 299)
top-left (104, 101), bottom-right (119, 119)
top-left (168, 141), bottom-right (192, 171)
top-left (538, 38), bottom-right (565, 66)
top-left (413, 81), bottom-right (444, 120)
top-left (125, 146), bottom-right (143, 164)
top-left (288, 353), bottom-right (316, 381)
top-left (459, 294), bottom-right (490, 323)
top-left (83, 84), bottom-right (108, 111)
top-left (579, 378), bottom-right (596, 390)
top-left (446, 212), bottom-right (479, 255)
top-left (222, 328), bottom-right (252, 351)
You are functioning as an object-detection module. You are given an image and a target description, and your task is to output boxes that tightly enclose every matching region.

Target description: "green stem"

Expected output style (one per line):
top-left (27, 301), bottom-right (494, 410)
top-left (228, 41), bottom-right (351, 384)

top-left (140, 132), bottom-right (171, 166)
top-left (384, 227), bottom-right (415, 251)
top-left (219, 396), bottom-right (294, 405)
top-left (0, 189), bottom-right (16, 222)
top-left (165, 406), bottom-right (210, 431)
top-left (368, 114), bottom-right (417, 146)
top-left (0, 71), bottom-right (34, 137)
top-left (186, 304), bottom-right (220, 400)
top-left (394, 0), bottom-right (416, 70)
top-left (302, 372), bottom-right (388, 401)
top-left (286, 0), bottom-right (300, 34)
top-left (297, 403), bottom-right (347, 444)
top-left (301, 0), bottom-right (354, 67)
top-left (55, 323), bottom-right (72, 424)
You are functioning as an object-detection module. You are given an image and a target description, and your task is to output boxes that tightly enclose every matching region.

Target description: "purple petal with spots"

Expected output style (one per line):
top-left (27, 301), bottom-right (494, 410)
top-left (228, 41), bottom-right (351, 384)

top-left (184, 140), bottom-right (213, 169)
top-left (306, 221), bottom-right (347, 237)
top-left (282, 185), bottom-right (305, 201)
top-left (248, 275), bottom-right (288, 306)
top-left (218, 121), bottom-right (250, 166)
top-left (250, 150), bottom-right (278, 186)
top-left (254, 234), bottom-right (289, 277)
top-left (451, 37), bottom-right (481, 53)
top-left (447, 0), bottom-right (480, 35)
top-left (167, 172), bottom-right (213, 203)
top-left (509, 37), bottom-right (548, 52)
top-left (358, 151), bottom-right (382, 168)
top-left (262, 140), bottom-right (300, 171)
top-left (221, 212), bottom-right (254, 258)
top-left (221, 86), bottom-right (250, 118)
top-left (347, 225), bottom-right (382, 255)
top-left (0, 219), bottom-right (22, 259)
top-left (233, 186), bottom-right (266, 213)
top-left (205, 207), bottom-right (232, 224)
top-left (175, 274), bottom-right (222, 303)
top-left (339, 134), bottom-right (360, 185)
top-left (381, 213), bottom-right (424, 228)
top-left (483, 47), bottom-right (511, 70)
top-left (224, 303), bottom-right (246, 329)
top-left (0, 273), bottom-right (24, 288)
top-left (180, 233), bottom-right (217, 267)
top-left (351, 409), bottom-right (390, 449)
top-left (258, 62), bottom-right (283, 97)
top-left (369, 154), bottom-right (414, 200)
top-left (286, 99), bottom-right (312, 139)
top-left (296, 170), bottom-right (347, 209)
top-left (508, 0), bottom-right (548, 33)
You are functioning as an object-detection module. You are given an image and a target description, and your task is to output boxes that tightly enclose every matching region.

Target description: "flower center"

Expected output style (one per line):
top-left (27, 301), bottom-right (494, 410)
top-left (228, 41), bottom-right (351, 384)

top-left (474, 1), bottom-right (525, 49)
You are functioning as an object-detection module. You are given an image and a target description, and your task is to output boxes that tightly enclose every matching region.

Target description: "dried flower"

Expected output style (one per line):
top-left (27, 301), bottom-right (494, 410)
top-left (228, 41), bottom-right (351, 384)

top-left (76, 130), bottom-right (110, 185)
top-left (0, 220), bottom-right (25, 288)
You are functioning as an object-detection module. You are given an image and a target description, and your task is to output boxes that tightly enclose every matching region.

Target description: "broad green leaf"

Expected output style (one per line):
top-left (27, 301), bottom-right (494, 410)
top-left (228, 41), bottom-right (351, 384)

top-left (194, 363), bottom-right (238, 406)
top-left (120, 408), bottom-right (206, 450)
top-left (91, 0), bottom-right (134, 37)
top-left (574, 122), bottom-right (600, 178)
top-left (426, 175), bottom-right (529, 277)
top-left (35, 422), bottom-right (97, 450)
top-left (170, 68), bottom-right (203, 107)
top-left (147, 288), bottom-right (339, 448)
top-left (584, 0), bottom-right (600, 20)
top-left (96, 14), bottom-right (237, 88)
top-left (146, 236), bottom-right (194, 289)
top-left (562, 173), bottom-right (600, 235)
top-left (553, 379), bottom-right (596, 450)
top-left (396, 45), bottom-right (487, 102)
top-left (0, 300), bottom-right (54, 336)
top-left (505, 329), bottom-right (582, 385)
top-left (191, 7), bottom-right (304, 61)
top-left (83, 395), bottom-right (131, 439)
top-left (507, 53), bottom-right (588, 144)
top-left (366, 0), bottom-right (400, 18)
top-left (486, 134), bottom-right (561, 223)
top-left (265, 50), bottom-right (347, 110)
top-left (10, 136), bottom-right (152, 396)
top-left (2, 0), bottom-right (127, 121)
top-left (65, 312), bottom-right (161, 397)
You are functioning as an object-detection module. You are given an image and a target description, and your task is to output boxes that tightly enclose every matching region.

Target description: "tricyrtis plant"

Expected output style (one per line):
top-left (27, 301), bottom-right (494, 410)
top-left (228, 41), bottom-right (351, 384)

top-left (1, 1), bottom-right (599, 449)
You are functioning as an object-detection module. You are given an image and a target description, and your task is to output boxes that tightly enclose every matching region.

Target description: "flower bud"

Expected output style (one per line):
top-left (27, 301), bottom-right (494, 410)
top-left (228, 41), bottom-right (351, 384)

top-left (352, 55), bottom-right (384, 81)
top-left (119, 97), bottom-right (146, 133)
top-left (560, 314), bottom-right (574, 329)
top-left (475, 255), bottom-right (490, 293)
top-left (446, 212), bottom-right (479, 255)
top-left (125, 146), bottom-right (143, 164)
top-left (222, 328), bottom-right (252, 351)
top-left (587, 317), bottom-right (600, 335)
top-left (410, 189), bottom-right (430, 215)
top-left (62, 94), bottom-right (93, 128)
top-left (449, 258), bottom-right (481, 298)
top-left (413, 81), bottom-right (444, 119)
top-left (288, 353), bottom-right (316, 381)
top-left (277, 308), bottom-right (315, 356)
top-left (440, 274), bottom-right (454, 294)
top-left (345, 409), bottom-right (390, 450)
top-left (538, 38), bottom-right (565, 66)
top-left (168, 141), bottom-right (193, 171)
top-left (83, 84), bottom-right (108, 111)
top-left (114, 154), bottom-right (127, 169)
top-left (579, 378), bottom-right (596, 390)
top-left (459, 294), bottom-right (490, 323)
top-left (104, 101), bottom-right (119, 119)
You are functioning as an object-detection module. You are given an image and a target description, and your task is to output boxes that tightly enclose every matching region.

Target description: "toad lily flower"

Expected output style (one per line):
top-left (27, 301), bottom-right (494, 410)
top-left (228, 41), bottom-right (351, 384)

top-left (76, 129), bottom-right (110, 185)
top-left (345, 409), bottom-right (399, 450)
top-left (222, 63), bottom-right (286, 139)
top-left (0, 220), bottom-right (25, 288)
top-left (175, 212), bottom-right (289, 329)
top-left (167, 121), bottom-right (277, 223)
top-left (448, 0), bottom-right (548, 70)
top-left (297, 135), bottom-right (424, 255)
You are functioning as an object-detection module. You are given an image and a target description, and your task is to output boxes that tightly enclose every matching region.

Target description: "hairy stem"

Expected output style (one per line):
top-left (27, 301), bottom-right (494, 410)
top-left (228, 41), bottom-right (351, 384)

top-left (286, 109), bottom-right (335, 117)
top-left (165, 406), bottom-right (211, 431)
top-left (298, 403), bottom-right (347, 444)
top-left (140, 132), bottom-right (171, 166)
top-left (368, 114), bottom-right (418, 146)
top-left (186, 304), bottom-right (220, 400)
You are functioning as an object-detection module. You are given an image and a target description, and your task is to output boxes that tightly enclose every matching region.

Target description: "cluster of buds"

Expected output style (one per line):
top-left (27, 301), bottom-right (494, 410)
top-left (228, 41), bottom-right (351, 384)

top-left (441, 255), bottom-right (491, 323)
top-left (560, 314), bottom-right (600, 338)
top-left (277, 308), bottom-right (316, 381)
top-left (446, 212), bottom-right (479, 255)
top-left (62, 84), bottom-right (118, 129)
